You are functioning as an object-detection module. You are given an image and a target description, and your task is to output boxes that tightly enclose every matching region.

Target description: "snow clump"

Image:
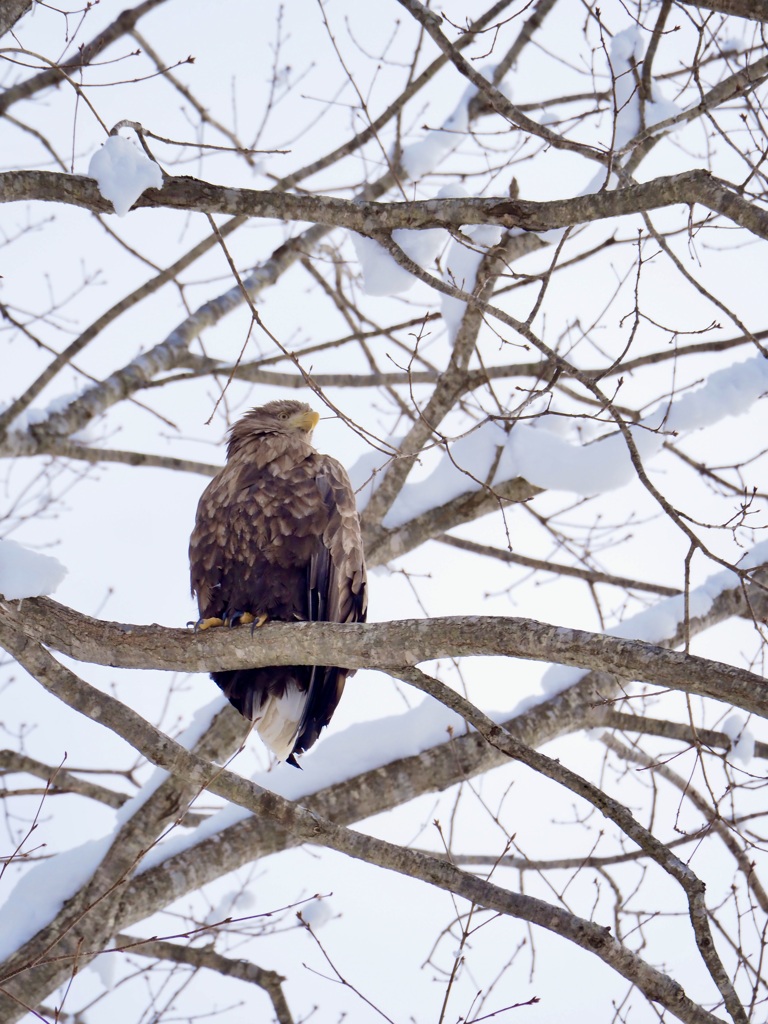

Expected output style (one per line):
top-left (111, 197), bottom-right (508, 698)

top-left (88, 134), bottom-right (163, 216)
top-left (0, 539), bottom-right (67, 599)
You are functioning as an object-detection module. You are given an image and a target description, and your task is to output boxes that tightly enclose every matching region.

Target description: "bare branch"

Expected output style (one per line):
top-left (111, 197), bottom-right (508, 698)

top-left (2, 595), bottom-right (767, 717)
top-left (0, 630), bottom-right (729, 1024)
top-left (4, 169), bottom-right (768, 241)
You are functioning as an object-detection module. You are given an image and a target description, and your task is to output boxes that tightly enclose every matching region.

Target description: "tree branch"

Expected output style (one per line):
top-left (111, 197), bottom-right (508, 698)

top-left (0, 0), bottom-right (31, 38)
top-left (676, 0), bottom-right (768, 20)
top-left (0, 751), bottom-right (128, 809)
top-left (110, 933), bottom-right (294, 1024)
top-left (1, 594), bottom-right (767, 717)
top-left (0, 628), bottom-right (727, 1024)
top-left (0, 0), bottom-right (170, 116)
top-left (3, 169), bottom-right (768, 240)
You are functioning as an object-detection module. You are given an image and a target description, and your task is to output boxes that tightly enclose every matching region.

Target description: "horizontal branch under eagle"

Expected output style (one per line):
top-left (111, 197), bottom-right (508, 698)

top-left (1, 593), bottom-right (767, 718)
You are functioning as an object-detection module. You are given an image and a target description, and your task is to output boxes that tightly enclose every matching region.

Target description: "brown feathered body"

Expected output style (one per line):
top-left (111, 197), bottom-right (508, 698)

top-left (189, 400), bottom-right (367, 764)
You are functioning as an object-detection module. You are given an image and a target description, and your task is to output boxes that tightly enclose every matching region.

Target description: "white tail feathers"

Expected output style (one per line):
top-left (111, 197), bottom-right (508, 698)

top-left (254, 683), bottom-right (307, 762)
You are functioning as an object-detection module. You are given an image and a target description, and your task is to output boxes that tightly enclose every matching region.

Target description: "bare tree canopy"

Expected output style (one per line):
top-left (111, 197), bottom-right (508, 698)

top-left (1, 1), bottom-right (767, 1022)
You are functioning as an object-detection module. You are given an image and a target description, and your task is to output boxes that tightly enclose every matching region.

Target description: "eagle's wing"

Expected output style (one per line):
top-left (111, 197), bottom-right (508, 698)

top-left (190, 453), bottom-right (324, 624)
top-left (292, 455), bottom-right (367, 756)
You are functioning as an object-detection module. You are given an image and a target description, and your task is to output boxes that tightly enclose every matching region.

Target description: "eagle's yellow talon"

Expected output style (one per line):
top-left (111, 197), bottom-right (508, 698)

top-left (196, 616), bottom-right (225, 630)
top-left (238, 611), bottom-right (256, 625)
top-left (253, 612), bottom-right (269, 628)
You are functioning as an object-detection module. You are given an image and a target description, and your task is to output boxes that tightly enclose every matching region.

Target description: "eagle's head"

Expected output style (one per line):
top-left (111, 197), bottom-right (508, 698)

top-left (226, 400), bottom-right (320, 458)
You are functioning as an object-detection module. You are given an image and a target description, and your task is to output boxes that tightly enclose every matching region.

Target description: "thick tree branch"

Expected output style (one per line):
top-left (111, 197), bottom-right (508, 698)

top-left (589, 709), bottom-right (768, 761)
top-left (68, 581), bottom-right (763, 973)
top-left (0, 0), bottom-right (170, 116)
top-left (1, 594), bottom-right (767, 717)
top-left (2, 169), bottom-right (768, 240)
top-left (363, 474), bottom-right (543, 562)
top-left (0, 629), bottom-right (726, 1024)
top-left (677, 0), bottom-right (768, 20)
top-left (0, 0), bottom-right (32, 38)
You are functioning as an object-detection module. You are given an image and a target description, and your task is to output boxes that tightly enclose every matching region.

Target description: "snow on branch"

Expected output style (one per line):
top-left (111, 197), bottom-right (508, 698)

top-left (0, 539), bottom-right (67, 599)
top-left (539, 541), bottom-right (768, 700)
top-left (88, 134), bottom-right (163, 217)
top-left (384, 353), bottom-right (768, 520)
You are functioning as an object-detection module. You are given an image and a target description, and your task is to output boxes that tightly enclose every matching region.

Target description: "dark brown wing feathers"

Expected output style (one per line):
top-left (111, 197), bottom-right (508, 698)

top-left (189, 401), bottom-right (367, 763)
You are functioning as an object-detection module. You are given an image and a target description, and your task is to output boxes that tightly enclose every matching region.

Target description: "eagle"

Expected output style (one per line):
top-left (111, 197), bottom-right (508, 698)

top-left (189, 400), bottom-right (367, 765)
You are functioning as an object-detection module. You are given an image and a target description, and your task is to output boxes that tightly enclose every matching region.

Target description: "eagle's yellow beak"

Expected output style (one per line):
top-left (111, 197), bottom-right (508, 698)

top-left (290, 408), bottom-right (320, 432)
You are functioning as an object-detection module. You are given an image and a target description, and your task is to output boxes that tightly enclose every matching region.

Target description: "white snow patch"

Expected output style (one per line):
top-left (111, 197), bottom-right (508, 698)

top-left (88, 135), bottom-right (163, 217)
top-left (722, 713), bottom-right (756, 766)
top-left (348, 440), bottom-right (404, 514)
top-left (578, 28), bottom-right (681, 199)
top-left (301, 896), bottom-right (334, 928)
top-left (383, 419), bottom-right (508, 528)
top-left (0, 835), bottom-right (114, 962)
top-left (442, 221), bottom-right (504, 340)
top-left (401, 81), bottom-right (475, 178)
top-left (89, 947), bottom-right (120, 990)
top-left (204, 888), bottom-right (257, 926)
top-left (540, 663), bottom-right (588, 698)
top-left (4, 390), bottom-right (85, 434)
top-left (610, 27), bottom-right (681, 147)
top-left (138, 696), bottom-right (465, 873)
top-left (536, 539), bottom-right (768, 700)
top-left (383, 415), bottom-right (661, 527)
top-left (352, 228), bottom-right (446, 296)
top-left (139, 796), bottom-right (253, 875)
top-left (655, 354), bottom-right (768, 433)
top-left (0, 539), bottom-right (67, 599)
top-left (501, 420), bottom-right (662, 497)
top-left (293, 694), bottom-right (463, 785)
top-left (385, 354), bottom-right (768, 522)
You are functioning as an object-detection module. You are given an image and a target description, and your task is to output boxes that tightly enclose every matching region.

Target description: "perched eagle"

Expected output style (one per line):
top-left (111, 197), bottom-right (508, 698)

top-left (189, 400), bottom-right (367, 765)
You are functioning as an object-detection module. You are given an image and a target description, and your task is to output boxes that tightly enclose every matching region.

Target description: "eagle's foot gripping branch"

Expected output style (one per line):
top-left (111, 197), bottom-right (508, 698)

top-left (192, 616), bottom-right (225, 631)
top-left (190, 611), bottom-right (268, 631)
